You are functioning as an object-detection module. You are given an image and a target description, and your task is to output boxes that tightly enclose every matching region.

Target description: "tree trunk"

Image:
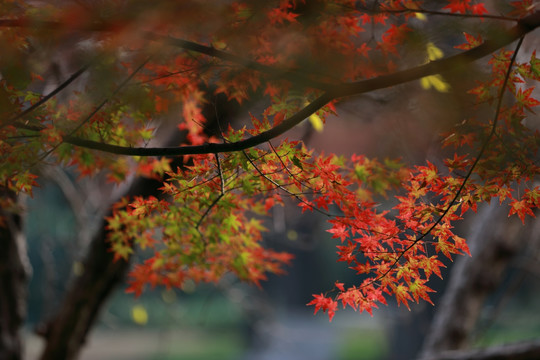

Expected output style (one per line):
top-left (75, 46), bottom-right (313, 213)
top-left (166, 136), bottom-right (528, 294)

top-left (38, 225), bottom-right (129, 360)
top-left (0, 191), bottom-right (31, 360)
top-left (38, 177), bottom-right (160, 360)
top-left (418, 203), bottom-right (539, 359)
top-left (35, 87), bottom-right (234, 359)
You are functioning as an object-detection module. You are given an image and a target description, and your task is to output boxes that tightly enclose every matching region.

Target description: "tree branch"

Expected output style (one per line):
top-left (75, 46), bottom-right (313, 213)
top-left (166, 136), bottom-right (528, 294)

top-left (356, 5), bottom-right (520, 22)
top-left (2, 65), bottom-right (90, 130)
top-left (58, 10), bottom-right (540, 157)
top-left (63, 91), bottom-right (333, 155)
top-left (331, 11), bottom-right (539, 97)
top-left (0, 18), bottom-right (333, 91)
top-left (195, 153), bottom-right (225, 231)
top-left (143, 33), bottom-right (335, 90)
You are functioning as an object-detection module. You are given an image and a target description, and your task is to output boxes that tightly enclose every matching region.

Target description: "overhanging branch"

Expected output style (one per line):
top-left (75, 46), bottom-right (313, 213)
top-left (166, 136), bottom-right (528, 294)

top-left (0, 18), bottom-right (333, 91)
top-left (332, 10), bottom-right (540, 97)
top-left (60, 10), bottom-right (540, 157)
top-left (63, 92), bottom-right (333, 155)
top-left (6, 11), bottom-right (540, 157)
top-left (143, 33), bottom-right (335, 90)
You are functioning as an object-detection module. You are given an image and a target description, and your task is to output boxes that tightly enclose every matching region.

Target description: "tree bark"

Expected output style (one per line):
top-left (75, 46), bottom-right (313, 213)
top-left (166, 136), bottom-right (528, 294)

top-left (0, 191), bottom-right (32, 360)
top-left (37, 224), bottom-right (129, 360)
top-left (34, 78), bottom-right (232, 359)
top-left (37, 177), bottom-right (160, 360)
top-left (418, 203), bottom-right (539, 359)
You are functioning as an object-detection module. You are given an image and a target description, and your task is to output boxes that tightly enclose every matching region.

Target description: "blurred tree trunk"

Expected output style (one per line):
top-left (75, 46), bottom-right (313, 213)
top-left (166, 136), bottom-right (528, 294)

top-left (33, 98), bottom-right (225, 358)
top-left (37, 175), bottom-right (163, 360)
top-left (37, 223), bottom-right (129, 360)
top-left (0, 191), bottom-right (31, 360)
top-left (418, 203), bottom-right (540, 360)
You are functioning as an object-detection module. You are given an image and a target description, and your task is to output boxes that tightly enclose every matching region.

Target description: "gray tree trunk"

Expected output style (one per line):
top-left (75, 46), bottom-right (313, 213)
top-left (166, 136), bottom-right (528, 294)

top-left (37, 175), bottom-right (162, 360)
top-left (0, 191), bottom-right (32, 360)
top-left (418, 203), bottom-right (540, 359)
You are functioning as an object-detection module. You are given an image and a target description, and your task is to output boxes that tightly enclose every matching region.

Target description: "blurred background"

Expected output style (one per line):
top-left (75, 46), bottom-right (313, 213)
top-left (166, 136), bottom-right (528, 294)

top-left (13, 1), bottom-right (540, 358)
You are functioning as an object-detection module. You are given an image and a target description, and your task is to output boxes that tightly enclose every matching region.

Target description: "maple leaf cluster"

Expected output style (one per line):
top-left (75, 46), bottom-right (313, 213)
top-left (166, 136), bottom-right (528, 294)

top-left (0, 0), bottom-right (539, 321)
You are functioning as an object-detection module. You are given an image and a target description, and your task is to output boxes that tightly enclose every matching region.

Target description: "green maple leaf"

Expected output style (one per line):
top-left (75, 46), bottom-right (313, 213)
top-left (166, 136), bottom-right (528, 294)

top-left (224, 213), bottom-right (240, 231)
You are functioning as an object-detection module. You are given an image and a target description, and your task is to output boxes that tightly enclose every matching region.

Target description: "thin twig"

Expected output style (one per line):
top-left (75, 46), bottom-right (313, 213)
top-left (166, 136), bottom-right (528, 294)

top-left (195, 153), bottom-right (225, 231)
top-left (3, 64), bottom-right (90, 130)
top-left (35, 57), bottom-right (151, 164)
top-left (241, 149), bottom-right (341, 219)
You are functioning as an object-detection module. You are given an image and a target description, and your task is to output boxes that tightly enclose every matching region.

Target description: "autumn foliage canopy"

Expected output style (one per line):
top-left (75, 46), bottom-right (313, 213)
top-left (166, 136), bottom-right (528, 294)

top-left (1, 0), bottom-right (539, 321)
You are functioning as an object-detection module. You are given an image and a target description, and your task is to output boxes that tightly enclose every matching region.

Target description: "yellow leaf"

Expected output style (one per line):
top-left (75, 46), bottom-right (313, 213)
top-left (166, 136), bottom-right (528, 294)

top-left (304, 100), bottom-right (324, 132)
top-left (426, 42), bottom-right (444, 61)
top-left (72, 261), bottom-right (84, 276)
top-left (309, 113), bottom-right (324, 132)
top-left (415, 12), bottom-right (427, 21)
top-left (420, 75), bottom-right (451, 93)
top-left (287, 229), bottom-right (298, 241)
top-left (212, 39), bottom-right (227, 50)
top-left (420, 77), bottom-right (431, 90)
top-left (430, 75), bottom-right (451, 92)
top-left (131, 305), bottom-right (148, 325)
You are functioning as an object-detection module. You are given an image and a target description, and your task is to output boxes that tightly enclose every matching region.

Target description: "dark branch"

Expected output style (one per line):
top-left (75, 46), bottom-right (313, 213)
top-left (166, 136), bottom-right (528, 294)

top-left (6, 11), bottom-right (540, 157)
top-left (357, 5), bottom-right (519, 22)
top-left (60, 10), bottom-right (540, 157)
top-left (0, 18), bottom-right (333, 91)
top-left (143, 33), bottom-right (335, 90)
top-left (331, 10), bottom-right (540, 97)
top-left (2, 65), bottom-right (89, 130)
top-left (63, 92), bottom-right (332, 155)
